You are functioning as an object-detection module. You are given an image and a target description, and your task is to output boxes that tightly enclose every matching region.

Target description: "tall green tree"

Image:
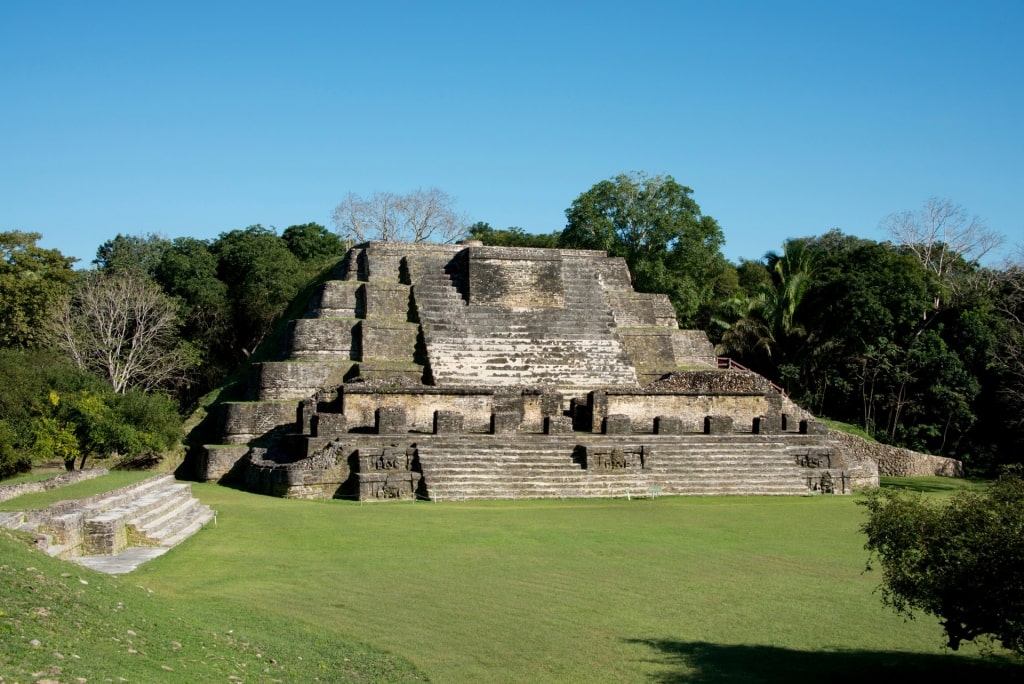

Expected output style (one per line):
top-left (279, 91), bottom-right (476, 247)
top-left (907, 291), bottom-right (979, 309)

top-left (93, 233), bottom-right (171, 277)
top-left (282, 222), bottom-right (346, 261)
top-left (861, 470), bottom-right (1024, 653)
top-left (212, 226), bottom-right (304, 359)
top-left (560, 172), bottom-right (727, 326)
top-left (0, 231), bottom-right (77, 348)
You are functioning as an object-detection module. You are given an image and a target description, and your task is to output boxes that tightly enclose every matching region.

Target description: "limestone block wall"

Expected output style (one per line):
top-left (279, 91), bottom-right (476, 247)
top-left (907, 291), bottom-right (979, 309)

top-left (309, 281), bottom-right (360, 317)
top-left (287, 318), bottom-right (356, 360)
top-left (340, 388), bottom-right (497, 433)
top-left (361, 241), bottom-right (463, 285)
top-left (590, 254), bottom-right (633, 290)
top-left (359, 321), bottom-right (420, 363)
top-left (198, 445), bottom-right (250, 481)
top-left (596, 391), bottom-right (771, 433)
top-left (830, 431), bottom-right (963, 477)
top-left (467, 246), bottom-right (565, 308)
top-left (671, 330), bottom-right (717, 367)
top-left (606, 292), bottom-right (678, 328)
top-left (250, 361), bottom-right (354, 400)
top-left (364, 282), bottom-right (413, 320)
top-left (616, 329), bottom-right (679, 382)
top-left (221, 401), bottom-right (299, 444)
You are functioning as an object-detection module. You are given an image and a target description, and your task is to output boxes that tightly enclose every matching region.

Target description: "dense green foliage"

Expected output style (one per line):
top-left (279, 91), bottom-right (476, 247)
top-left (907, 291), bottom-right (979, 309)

top-left (861, 470), bottom-right (1024, 653)
top-left (468, 222), bottom-right (560, 248)
top-left (0, 231), bottom-right (77, 348)
top-left (0, 349), bottom-right (182, 474)
top-left (92, 223), bottom-right (347, 405)
top-left (720, 229), bottom-right (1019, 472)
top-left (559, 172), bottom-right (730, 327)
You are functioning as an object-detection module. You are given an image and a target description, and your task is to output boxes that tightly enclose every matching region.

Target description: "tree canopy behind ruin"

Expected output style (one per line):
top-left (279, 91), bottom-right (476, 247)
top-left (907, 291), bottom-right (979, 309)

top-left (559, 172), bottom-right (730, 328)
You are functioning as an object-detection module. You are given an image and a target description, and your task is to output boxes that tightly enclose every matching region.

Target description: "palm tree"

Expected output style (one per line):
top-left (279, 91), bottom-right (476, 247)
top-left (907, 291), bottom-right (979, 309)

top-left (720, 240), bottom-right (815, 385)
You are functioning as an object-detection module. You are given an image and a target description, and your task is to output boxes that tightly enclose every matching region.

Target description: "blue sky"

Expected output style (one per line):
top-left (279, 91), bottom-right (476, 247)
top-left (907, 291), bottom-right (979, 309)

top-left (2, 1), bottom-right (1021, 267)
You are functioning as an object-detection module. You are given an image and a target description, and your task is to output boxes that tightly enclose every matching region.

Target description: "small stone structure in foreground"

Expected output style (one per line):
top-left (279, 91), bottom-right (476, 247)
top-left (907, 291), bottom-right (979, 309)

top-left (196, 241), bottom-right (881, 500)
top-left (1, 474), bottom-right (215, 571)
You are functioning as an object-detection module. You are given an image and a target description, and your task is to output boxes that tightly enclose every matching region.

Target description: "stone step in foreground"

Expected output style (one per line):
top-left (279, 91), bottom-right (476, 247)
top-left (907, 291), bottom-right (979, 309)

top-left (0, 473), bottom-right (216, 574)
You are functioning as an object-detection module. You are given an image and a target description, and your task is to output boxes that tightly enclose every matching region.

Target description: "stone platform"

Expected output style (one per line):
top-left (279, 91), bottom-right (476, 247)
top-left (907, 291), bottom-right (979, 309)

top-left (194, 240), bottom-right (878, 500)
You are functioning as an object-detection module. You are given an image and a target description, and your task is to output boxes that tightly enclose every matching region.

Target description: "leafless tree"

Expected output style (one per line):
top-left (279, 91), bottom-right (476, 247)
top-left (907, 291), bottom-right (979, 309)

top-left (47, 272), bottom-right (194, 393)
top-left (882, 198), bottom-right (1004, 308)
top-left (332, 187), bottom-right (468, 244)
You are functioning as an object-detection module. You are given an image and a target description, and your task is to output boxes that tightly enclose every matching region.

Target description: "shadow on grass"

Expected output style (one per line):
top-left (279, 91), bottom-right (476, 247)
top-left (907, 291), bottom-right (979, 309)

top-left (628, 639), bottom-right (1021, 683)
top-left (879, 476), bottom-right (989, 494)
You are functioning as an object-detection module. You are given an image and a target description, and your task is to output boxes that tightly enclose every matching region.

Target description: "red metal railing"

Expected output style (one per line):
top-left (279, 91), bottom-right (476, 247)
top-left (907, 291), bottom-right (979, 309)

top-left (717, 357), bottom-right (788, 397)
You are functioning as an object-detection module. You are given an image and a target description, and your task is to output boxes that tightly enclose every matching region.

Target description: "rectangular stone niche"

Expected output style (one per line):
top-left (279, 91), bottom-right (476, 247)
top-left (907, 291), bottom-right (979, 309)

top-left (753, 414), bottom-right (781, 435)
top-left (491, 411), bottom-right (520, 434)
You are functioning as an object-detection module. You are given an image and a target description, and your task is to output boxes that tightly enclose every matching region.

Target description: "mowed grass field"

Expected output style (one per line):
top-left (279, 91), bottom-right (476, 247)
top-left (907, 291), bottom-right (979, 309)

top-left (3, 476), bottom-right (1021, 682)
top-left (141, 481), bottom-right (1016, 682)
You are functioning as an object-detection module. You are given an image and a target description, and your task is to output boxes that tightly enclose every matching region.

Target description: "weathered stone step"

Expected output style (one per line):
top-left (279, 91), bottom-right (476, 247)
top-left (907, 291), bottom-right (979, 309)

top-left (134, 498), bottom-right (209, 546)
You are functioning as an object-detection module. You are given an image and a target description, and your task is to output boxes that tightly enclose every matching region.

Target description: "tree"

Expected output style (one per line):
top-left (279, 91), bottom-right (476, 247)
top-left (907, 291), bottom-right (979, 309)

top-left (860, 470), bottom-right (1024, 653)
top-left (560, 172), bottom-right (727, 327)
top-left (882, 198), bottom-right (1003, 309)
top-left (93, 233), bottom-right (170, 277)
top-left (467, 222), bottom-right (560, 248)
top-left (211, 226), bottom-right (304, 359)
top-left (0, 231), bottom-right (77, 348)
top-left (47, 272), bottom-right (196, 394)
top-left (720, 240), bottom-right (815, 386)
top-left (332, 188), bottom-right (468, 244)
top-left (282, 222), bottom-right (346, 261)
top-left (0, 348), bottom-right (182, 475)
top-left (153, 237), bottom-right (233, 398)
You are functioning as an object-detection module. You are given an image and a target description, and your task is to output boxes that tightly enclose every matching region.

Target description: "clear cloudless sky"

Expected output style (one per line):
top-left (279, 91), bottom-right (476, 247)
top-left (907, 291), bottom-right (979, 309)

top-left (2, 0), bottom-right (1021, 266)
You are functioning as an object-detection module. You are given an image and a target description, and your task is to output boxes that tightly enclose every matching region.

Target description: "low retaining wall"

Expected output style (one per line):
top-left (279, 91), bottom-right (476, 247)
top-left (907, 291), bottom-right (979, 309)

top-left (830, 431), bottom-right (963, 477)
top-left (0, 468), bottom-right (109, 503)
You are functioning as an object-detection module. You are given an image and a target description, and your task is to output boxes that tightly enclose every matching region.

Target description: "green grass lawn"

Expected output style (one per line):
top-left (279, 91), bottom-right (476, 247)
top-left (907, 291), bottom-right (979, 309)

top-left (0, 470), bottom-right (156, 511)
top-left (3, 477), bottom-right (1022, 682)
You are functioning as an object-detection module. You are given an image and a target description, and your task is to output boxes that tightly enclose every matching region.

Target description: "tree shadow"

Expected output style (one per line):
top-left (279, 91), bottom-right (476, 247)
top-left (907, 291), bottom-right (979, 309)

top-left (880, 477), bottom-right (988, 494)
top-left (627, 639), bottom-right (1021, 683)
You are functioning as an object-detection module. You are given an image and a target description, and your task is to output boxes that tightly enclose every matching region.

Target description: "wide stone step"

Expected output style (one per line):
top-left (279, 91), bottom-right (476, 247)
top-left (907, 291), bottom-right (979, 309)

top-left (128, 492), bottom-right (199, 541)
top-left (415, 433), bottom-right (823, 500)
top-left (156, 507), bottom-right (216, 549)
top-left (80, 474), bottom-right (176, 515)
top-left (134, 498), bottom-right (212, 547)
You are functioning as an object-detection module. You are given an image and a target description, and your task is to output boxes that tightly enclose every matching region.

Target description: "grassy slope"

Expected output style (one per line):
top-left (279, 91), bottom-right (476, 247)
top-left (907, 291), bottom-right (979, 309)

top-left (0, 481), bottom-right (424, 683)
top-left (3, 476), bottom-right (1020, 682)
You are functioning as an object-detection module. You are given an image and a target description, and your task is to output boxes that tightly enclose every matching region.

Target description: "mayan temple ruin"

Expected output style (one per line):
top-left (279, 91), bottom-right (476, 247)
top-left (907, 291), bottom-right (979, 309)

top-left (196, 240), bottom-right (878, 500)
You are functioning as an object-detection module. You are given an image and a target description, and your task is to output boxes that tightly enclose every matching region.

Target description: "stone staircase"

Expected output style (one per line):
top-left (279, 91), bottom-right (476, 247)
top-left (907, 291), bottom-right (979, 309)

top-left (416, 434), bottom-right (835, 501)
top-left (1, 474), bottom-right (215, 572)
top-left (413, 258), bottom-right (639, 390)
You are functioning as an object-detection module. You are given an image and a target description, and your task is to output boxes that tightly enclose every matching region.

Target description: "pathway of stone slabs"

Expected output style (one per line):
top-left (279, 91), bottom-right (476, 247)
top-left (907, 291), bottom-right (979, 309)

top-left (72, 547), bottom-right (169, 574)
